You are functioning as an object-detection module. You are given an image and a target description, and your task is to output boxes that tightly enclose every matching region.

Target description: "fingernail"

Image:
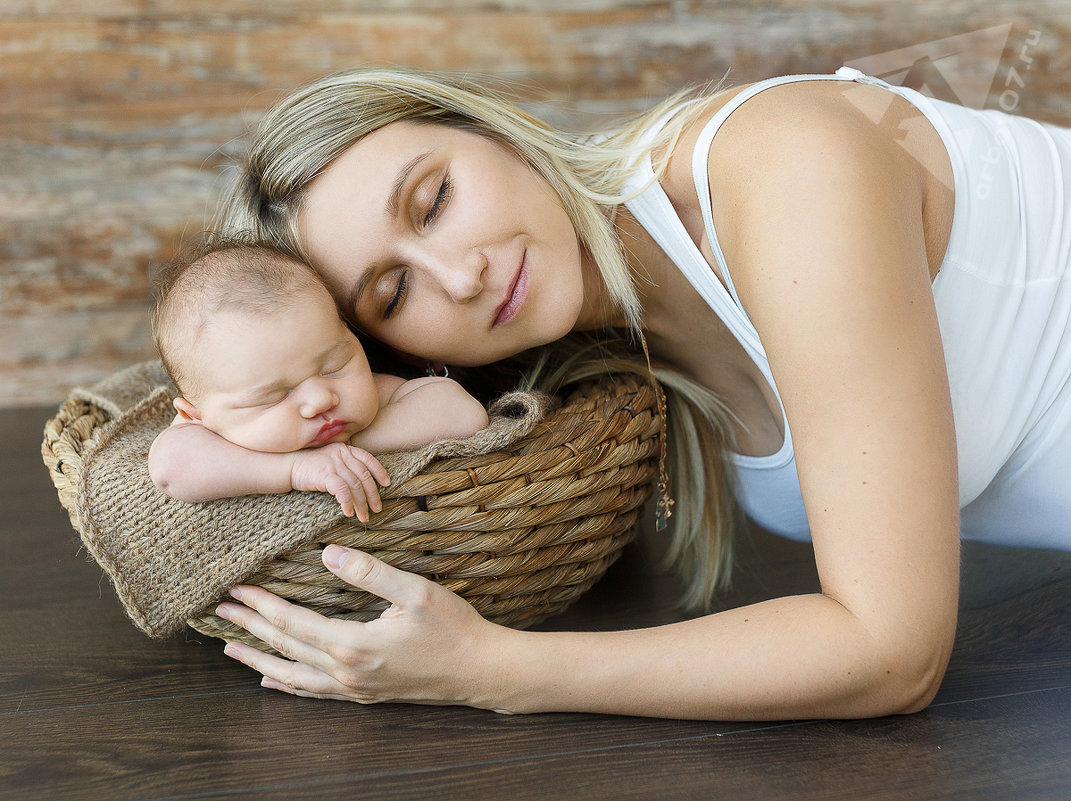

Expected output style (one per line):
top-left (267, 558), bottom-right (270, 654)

top-left (224, 642), bottom-right (240, 658)
top-left (323, 544), bottom-right (348, 570)
top-left (229, 587), bottom-right (244, 601)
top-left (216, 604), bottom-right (232, 620)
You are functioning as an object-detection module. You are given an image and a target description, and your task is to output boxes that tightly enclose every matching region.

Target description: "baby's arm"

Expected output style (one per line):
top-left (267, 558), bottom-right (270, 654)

top-left (349, 375), bottom-right (490, 453)
top-left (148, 421), bottom-right (388, 520)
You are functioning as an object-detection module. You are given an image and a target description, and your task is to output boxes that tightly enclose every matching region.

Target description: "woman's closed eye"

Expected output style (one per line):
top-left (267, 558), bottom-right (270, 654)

top-left (424, 176), bottom-right (452, 226)
top-left (384, 271), bottom-right (408, 320)
top-left (380, 175), bottom-right (450, 320)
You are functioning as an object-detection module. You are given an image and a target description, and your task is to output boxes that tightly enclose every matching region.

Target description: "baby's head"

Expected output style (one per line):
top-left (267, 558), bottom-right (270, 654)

top-left (151, 242), bottom-right (380, 452)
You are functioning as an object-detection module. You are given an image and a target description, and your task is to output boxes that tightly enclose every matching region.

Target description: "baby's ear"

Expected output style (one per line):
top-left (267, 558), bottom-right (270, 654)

top-left (172, 396), bottom-right (203, 424)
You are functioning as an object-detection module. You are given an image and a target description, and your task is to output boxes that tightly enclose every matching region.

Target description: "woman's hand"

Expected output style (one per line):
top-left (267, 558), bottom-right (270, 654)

top-left (215, 545), bottom-right (509, 710)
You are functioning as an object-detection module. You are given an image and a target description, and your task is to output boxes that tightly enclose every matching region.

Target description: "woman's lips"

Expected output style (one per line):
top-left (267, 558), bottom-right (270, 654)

top-left (493, 253), bottom-right (528, 328)
top-left (313, 419), bottom-right (348, 445)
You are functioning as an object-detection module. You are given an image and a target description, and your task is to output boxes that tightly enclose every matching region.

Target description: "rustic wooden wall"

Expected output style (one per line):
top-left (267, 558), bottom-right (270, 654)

top-left (4, 1), bottom-right (1069, 407)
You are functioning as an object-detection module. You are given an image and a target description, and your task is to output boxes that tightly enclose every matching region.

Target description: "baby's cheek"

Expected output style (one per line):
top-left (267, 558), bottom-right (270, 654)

top-left (244, 412), bottom-right (304, 453)
top-left (353, 383), bottom-right (382, 431)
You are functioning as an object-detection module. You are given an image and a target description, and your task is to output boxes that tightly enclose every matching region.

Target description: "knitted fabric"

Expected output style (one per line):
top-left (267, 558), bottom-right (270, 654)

top-left (72, 361), bottom-right (556, 638)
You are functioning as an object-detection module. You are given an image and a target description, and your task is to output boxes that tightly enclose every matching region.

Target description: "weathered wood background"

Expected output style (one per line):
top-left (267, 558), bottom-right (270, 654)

top-left (4, 1), bottom-right (1069, 407)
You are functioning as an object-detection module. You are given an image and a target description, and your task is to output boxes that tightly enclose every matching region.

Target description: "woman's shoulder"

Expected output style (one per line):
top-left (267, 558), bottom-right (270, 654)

top-left (656, 76), bottom-right (929, 206)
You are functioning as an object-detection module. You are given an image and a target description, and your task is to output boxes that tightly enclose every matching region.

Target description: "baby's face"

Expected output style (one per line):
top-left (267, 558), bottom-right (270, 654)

top-left (185, 290), bottom-right (380, 453)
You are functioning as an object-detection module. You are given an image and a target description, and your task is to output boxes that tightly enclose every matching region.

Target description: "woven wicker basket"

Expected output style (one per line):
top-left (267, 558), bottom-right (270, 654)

top-left (42, 374), bottom-right (661, 653)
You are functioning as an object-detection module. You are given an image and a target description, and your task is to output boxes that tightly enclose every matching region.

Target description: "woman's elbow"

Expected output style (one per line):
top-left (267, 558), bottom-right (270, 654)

top-left (880, 670), bottom-right (942, 716)
top-left (870, 637), bottom-right (954, 716)
top-left (896, 652), bottom-right (949, 714)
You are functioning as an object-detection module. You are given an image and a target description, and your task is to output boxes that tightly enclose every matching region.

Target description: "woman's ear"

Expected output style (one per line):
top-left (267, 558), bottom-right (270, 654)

top-left (173, 397), bottom-right (203, 424)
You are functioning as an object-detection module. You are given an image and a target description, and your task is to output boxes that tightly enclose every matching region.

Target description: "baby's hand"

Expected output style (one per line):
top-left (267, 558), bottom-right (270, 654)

top-left (289, 443), bottom-right (391, 521)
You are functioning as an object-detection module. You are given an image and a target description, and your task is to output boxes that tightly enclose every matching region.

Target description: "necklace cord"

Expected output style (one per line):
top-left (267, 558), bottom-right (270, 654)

top-left (639, 331), bottom-right (674, 531)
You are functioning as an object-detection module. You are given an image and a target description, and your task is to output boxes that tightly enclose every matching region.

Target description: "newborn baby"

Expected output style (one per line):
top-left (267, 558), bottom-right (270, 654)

top-left (148, 242), bottom-right (489, 519)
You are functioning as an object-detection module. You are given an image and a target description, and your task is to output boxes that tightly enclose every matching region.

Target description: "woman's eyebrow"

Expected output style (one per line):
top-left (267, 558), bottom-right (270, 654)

top-left (348, 270), bottom-right (375, 315)
top-left (386, 150), bottom-right (432, 217)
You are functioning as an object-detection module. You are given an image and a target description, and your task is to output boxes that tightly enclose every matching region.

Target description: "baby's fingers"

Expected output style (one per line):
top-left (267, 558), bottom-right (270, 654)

top-left (324, 474), bottom-right (363, 520)
top-left (347, 447), bottom-right (390, 487)
top-left (342, 451), bottom-right (385, 514)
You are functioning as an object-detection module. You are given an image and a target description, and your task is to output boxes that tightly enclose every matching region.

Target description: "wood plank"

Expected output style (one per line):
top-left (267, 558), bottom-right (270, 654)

top-left (0, 10), bottom-right (703, 113)
top-left (6, 9), bottom-right (1065, 118)
top-left (0, 690), bottom-right (748, 801)
top-left (5, 675), bottom-right (1069, 800)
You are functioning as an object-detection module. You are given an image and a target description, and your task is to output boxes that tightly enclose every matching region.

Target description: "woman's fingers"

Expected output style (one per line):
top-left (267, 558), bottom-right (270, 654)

top-left (223, 640), bottom-right (355, 701)
top-left (322, 546), bottom-right (433, 609)
top-left (220, 554), bottom-right (494, 708)
top-left (217, 586), bottom-right (344, 665)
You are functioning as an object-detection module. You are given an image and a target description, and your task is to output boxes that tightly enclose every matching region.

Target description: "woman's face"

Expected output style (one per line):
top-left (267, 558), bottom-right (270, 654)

top-left (298, 121), bottom-right (597, 366)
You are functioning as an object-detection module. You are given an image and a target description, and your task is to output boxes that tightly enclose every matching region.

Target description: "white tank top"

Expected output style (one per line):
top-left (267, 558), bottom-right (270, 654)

top-left (624, 66), bottom-right (1071, 543)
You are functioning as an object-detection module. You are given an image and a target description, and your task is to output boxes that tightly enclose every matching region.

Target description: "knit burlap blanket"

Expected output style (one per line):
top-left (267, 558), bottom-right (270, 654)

top-left (70, 361), bottom-right (556, 638)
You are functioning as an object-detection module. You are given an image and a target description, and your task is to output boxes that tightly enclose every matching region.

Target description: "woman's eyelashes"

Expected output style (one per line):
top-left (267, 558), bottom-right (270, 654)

top-left (384, 272), bottom-right (408, 319)
top-left (424, 176), bottom-right (452, 226)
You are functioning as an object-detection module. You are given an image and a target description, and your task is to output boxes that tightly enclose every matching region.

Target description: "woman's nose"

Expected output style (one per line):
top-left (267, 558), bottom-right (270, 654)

top-left (299, 380), bottom-right (338, 418)
top-left (425, 246), bottom-right (487, 303)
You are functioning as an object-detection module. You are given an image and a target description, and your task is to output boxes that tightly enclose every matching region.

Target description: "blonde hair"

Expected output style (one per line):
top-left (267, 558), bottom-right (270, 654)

top-left (214, 67), bottom-right (742, 609)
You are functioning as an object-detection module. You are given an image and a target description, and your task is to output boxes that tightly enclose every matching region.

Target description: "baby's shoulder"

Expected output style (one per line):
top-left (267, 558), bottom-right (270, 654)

top-left (373, 372), bottom-right (408, 397)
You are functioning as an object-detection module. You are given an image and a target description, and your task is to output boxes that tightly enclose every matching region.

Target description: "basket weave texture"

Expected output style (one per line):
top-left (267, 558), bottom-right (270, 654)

top-left (42, 373), bottom-right (661, 654)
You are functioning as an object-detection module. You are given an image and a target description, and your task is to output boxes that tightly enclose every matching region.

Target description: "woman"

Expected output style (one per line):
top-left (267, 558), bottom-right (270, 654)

top-left (209, 63), bottom-right (1071, 719)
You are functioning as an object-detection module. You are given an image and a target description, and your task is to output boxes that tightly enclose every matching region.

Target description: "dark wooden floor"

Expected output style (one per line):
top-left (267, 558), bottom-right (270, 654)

top-left (4, 404), bottom-right (1071, 801)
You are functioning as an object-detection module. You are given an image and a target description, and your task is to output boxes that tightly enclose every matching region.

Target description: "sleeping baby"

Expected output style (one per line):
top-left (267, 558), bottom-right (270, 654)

top-left (147, 241), bottom-right (489, 520)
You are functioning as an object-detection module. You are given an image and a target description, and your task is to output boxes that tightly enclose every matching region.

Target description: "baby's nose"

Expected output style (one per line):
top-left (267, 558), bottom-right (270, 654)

top-left (300, 381), bottom-right (338, 417)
